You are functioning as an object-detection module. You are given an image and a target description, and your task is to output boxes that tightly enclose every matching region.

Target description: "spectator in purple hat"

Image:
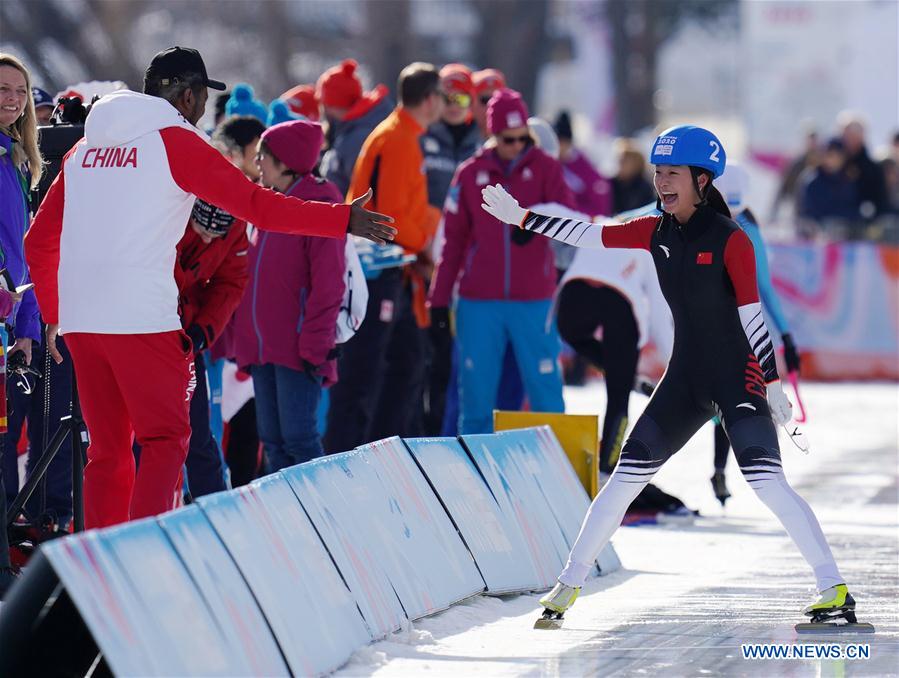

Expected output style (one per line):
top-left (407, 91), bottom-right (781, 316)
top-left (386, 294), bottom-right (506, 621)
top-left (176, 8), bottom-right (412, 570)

top-left (429, 88), bottom-right (574, 433)
top-left (231, 120), bottom-right (346, 471)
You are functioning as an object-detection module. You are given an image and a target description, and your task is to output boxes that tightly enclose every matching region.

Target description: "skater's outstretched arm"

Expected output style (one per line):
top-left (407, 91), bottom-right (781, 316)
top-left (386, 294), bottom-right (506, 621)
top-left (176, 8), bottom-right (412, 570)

top-left (481, 184), bottom-right (657, 250)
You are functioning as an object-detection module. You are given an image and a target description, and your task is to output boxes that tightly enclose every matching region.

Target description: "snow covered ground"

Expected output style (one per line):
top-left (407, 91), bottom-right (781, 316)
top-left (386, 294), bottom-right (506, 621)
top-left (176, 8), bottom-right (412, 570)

top-left (336, 382), bottom-right (899, 677)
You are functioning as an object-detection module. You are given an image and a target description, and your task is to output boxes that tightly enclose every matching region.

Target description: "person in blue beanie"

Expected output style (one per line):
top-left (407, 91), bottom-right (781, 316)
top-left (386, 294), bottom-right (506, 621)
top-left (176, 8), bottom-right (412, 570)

top-left (225, 83), bottom-right (268, 124)
top-left (267, 98), bottom-right (299, 127)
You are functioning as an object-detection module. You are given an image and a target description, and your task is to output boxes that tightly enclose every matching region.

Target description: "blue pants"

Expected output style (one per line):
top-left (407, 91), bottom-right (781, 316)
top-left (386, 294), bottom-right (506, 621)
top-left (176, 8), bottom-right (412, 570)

top-left (455, 298), bottom-right (564, 434)
top-left (440, 341), bottom-right (524, 437)
top-left (205, 357), bottom-right (225, 447)
top-left (252, 363), bottom-right (323, 472)
top-left (4, 331), bottom-right (74, 525)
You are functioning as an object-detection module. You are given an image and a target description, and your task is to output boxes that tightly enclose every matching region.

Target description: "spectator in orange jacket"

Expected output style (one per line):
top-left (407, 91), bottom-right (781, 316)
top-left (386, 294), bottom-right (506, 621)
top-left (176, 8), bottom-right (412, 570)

top-left (325, 62), bottom-right (444, 452)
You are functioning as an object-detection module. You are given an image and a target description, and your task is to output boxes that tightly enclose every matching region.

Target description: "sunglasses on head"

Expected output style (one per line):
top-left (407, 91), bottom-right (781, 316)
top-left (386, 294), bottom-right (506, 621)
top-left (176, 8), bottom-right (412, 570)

top-left (499, 134), bottom-right (530, 145)
top-left (443, 92), bottom-right (471, 108)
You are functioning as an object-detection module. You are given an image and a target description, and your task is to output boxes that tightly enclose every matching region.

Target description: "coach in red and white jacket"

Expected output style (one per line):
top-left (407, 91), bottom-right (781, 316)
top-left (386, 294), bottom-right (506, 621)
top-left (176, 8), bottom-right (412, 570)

top-left (24, 47), bottom-right (395, 528)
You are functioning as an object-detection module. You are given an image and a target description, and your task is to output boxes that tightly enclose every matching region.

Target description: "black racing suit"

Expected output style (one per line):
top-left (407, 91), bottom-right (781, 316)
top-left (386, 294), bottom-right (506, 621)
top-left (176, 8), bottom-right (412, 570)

top-left (627, 206), bottom-right (779, 472)
top-left (521, 204), bottom-right (842, 591)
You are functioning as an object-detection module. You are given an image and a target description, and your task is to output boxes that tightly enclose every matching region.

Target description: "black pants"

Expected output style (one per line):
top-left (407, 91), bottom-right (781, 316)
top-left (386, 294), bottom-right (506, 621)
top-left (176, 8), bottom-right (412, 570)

top-left (557, 281), bottom-right (639, 473)
top-left (225, 399), bottom-right (260, 488)
top-left (324, 269), bottom-right (426, 452)
top-left (0, 435), bottom-right (15, 600)
top-left (183, 353), bottom-right (228, 497)
top-left (0, 437), bottom-right (10, 570)
top-left (4, 333), bottom-right (74, 525)
top-left (714, 421), bottom-right (730, 471)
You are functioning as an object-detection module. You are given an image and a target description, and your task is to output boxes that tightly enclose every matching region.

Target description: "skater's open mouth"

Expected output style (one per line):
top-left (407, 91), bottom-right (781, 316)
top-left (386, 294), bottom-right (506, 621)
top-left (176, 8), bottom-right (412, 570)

top-left (660, 191), bottom-right (678, 207)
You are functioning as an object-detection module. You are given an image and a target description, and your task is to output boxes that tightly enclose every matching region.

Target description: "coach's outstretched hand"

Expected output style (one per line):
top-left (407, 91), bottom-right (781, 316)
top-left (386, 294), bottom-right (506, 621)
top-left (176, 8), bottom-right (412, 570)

top-left (348, 189), bottom-right (397, 245)
top-left (481, 183), bottom-right (527, 226)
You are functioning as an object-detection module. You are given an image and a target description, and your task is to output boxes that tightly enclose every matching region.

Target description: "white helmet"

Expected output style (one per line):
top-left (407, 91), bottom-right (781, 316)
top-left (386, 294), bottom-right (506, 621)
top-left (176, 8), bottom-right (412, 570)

top-left (528, 116), bottom-right (560, 160)
top-left (714, 162), bottom-right (749, 212)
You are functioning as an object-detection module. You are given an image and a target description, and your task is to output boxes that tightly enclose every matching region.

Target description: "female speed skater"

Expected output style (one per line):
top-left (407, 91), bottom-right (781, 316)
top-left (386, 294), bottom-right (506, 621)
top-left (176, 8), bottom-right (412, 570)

top-left (481, 125), bottom-right (859, 628)
top-left (709, 163), bottom-right (801, 505)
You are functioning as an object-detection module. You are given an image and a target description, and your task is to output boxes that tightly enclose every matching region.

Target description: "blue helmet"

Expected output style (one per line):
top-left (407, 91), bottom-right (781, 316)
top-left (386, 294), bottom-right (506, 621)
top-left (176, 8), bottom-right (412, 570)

top-left (650, 125), bottom-right (726, 178)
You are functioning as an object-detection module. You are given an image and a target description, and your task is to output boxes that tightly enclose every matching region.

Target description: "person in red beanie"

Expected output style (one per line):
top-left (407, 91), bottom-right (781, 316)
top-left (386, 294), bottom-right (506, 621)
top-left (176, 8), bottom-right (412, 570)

top-left (325, 63), bottom-right (445, 452)
top-left (317, 59), bottom-right (393, 196)
top-left (422, 64), bottom-right (481, 210)
top-left (472, 68), bottom-right (507, 138)
top-left (280, 84), bottom-right (319, 121)
top-left (25, 47), bottom-right (395, 529)
top-left (420, 63), bottom-right (483, 435)
top-left (229, 120), bottom-right (346, 471)
top-left (429, 88), bottom-right (574, 434)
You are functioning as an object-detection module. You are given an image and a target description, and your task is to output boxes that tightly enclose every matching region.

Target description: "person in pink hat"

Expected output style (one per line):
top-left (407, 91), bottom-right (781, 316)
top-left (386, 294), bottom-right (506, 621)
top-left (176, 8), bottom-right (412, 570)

top-left (428, 89), bottom-right (575, 433)
top-left (230, 120), bottom-right (346, 471)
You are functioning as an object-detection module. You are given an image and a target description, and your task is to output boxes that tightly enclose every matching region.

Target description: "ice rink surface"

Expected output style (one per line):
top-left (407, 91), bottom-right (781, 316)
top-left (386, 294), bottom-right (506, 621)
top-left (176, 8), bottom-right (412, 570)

top-left (337, 382), bottom-right (899, 677)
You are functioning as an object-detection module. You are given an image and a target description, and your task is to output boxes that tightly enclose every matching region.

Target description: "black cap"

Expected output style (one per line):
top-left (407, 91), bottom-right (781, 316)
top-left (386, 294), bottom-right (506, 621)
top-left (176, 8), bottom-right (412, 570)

top-left (554, 110), bottom-right (573, 141)
top-left (145, 46), bottom-right (226, 91)
top-left (32, 87), bottom-right (54, 109)
top-left (826, 137), bottom-right (845, 152)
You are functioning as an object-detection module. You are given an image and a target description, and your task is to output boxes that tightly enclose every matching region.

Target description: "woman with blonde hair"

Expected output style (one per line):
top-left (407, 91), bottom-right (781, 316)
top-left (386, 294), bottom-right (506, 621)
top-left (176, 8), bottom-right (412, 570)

top-left (1, 52), bottom-right (44, 599)
top-left (0, 53), bottom-right (43, 357)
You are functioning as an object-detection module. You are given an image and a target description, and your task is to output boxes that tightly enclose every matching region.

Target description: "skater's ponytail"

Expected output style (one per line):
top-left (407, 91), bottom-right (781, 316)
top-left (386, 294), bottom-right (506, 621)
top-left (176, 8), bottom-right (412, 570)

top-left (690, 166), bottom-right (731, 219)
top-left (705, 185), bottom-right (731, 219)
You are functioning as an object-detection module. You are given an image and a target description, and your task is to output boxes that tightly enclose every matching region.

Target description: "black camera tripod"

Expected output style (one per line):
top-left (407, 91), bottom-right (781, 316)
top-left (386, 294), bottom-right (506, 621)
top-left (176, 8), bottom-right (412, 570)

top-left (4, 358), bottom-right (88, 566)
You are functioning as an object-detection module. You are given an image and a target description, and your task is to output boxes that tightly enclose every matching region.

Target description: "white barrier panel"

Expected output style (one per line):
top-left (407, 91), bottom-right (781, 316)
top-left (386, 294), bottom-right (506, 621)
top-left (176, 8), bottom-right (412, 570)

top-left (282, 459), bottom-right (408, 639)
top-left (289, 439), bottom-right (483, 624)
top-left (357, 437), bottom-right (486, 609)
top-left (460, 434), bottom-right (568, 589)
top-left (42, 522), bottom-right (245, 676)
top-left (157, 505), bottom-right (289, 676)
top-left (196, 475), bottom-right (370, 676)
top-left (403, 437), bottom-right (542, 593)
top-left (498, 427), bottom-right (621, 575)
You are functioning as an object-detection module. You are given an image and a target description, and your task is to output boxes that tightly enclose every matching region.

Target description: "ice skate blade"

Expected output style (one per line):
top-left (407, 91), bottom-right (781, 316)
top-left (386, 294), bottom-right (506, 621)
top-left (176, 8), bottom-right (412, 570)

top-left (534, 609), bottom-right (564, 630)
top-left (534, 617), bottom-right (564, 630)
top-left (795, 622), bottom-right (875, 635)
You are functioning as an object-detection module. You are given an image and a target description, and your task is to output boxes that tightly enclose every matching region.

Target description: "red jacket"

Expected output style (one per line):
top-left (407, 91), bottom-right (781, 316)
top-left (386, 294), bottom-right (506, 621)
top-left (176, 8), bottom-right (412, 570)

top-left (175, 220), bottom-right (250, 349)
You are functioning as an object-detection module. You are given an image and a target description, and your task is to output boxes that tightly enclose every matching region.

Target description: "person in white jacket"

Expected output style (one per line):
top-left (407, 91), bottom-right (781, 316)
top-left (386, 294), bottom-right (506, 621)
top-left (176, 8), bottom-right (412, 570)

top-left (555, 209), bottom-right (673, 476)
top-left (25, 47), bottom-right (394, 529)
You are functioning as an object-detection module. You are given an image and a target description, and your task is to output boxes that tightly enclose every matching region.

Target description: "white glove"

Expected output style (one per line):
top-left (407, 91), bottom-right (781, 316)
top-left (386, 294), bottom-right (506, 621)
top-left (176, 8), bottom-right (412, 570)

top-left (767, 381), bottom-right (793, 425)
top-left (481, 183), bottom-right (527, 226)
